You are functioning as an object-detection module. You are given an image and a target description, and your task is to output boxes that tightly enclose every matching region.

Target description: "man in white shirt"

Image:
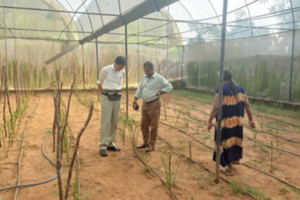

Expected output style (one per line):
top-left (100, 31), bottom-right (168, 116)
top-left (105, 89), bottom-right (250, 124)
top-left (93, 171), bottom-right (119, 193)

top-left (132, 61), bottom-right (173, 152)
top-left (97, 56), bottom-right (126, 157)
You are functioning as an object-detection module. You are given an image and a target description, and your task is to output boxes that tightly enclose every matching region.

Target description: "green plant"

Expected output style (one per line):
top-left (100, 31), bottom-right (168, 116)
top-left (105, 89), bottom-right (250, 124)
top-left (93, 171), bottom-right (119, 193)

top-left (252, 129), bottom-right (258, 145)
top-left (276, 129), bottom-right (279, 153)
top-left (259, 145), bottom-right (269, 154)
top-left (271, 141), bottom-right (274, 173)
top-left (230, 180), bottom-right (242, 195)
top-left (174, 110), bottom-right (180, 126)
top-left (160, 153), bottom-right (181, 188)
top-left (189, 141), bottom-right (192, 168)
top-left (280, 185), bottom-right (288, 194)
top-left (244, 183), bottom-right (271, 200)
top-left (202, 134), bottom-right (211, 140)
top-left (97, 189), bottom-right (103, 195)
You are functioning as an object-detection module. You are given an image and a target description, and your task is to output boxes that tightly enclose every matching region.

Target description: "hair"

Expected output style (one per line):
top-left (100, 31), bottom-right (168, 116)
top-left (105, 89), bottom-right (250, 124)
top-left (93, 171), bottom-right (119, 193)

top-left (143, 61), bottom-right (154, 69)
top-left (115, 56), bottom-right (127, 65)
top-left (223, 68), bottom-right (238, 98)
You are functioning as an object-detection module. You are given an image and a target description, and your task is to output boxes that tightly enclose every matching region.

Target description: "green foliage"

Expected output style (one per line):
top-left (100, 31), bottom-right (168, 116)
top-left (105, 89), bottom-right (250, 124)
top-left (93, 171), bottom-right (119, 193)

top-left (160, 153), bottom-right (181, 188)
top-left (186, 62), bottom-right (199, 86)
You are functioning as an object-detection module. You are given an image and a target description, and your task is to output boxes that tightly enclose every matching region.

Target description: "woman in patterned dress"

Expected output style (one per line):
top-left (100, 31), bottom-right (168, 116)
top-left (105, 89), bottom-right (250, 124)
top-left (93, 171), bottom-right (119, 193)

top-left (207, 69), bottom-right (256, 176)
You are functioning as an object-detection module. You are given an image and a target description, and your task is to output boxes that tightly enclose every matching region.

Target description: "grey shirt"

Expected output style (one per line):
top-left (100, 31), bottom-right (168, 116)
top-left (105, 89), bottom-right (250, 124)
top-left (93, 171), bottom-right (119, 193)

top-left (135, 72), bottom-right (173, 102)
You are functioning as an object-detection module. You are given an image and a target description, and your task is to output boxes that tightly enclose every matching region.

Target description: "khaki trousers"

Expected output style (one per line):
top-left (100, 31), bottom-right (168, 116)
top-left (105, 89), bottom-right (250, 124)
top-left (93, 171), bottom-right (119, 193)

top-left (99, 95), bottom-right (121, 150)
top-left (141, 99), bottom-right (161, 144)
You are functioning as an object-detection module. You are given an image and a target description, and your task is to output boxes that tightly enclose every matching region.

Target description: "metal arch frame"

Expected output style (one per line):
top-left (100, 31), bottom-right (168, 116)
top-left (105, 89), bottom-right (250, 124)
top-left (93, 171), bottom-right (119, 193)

top-left (65, 0), bottom-right (86, 38)
top-left (244, 0), bottom-right (253, 37)
top-left (207, 0), bottom-right (221, 24)
top-left (94, 0), bottom-right (104, 27)
top-left (176, 1), bottom-right (201, 38)
top-left (289, 0), bottom-right (296, 102)
top-left (81, 0), bottom-right (94, 32)
top-left (195, 0), bottom-right (258, 23)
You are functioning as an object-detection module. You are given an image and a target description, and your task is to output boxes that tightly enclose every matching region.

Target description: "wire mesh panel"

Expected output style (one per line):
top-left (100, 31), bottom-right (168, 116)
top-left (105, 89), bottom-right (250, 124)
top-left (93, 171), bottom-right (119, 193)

top-left (292, 30), bottom-right (300, 102)
top-left (183, 31), bottom-right (295, 101)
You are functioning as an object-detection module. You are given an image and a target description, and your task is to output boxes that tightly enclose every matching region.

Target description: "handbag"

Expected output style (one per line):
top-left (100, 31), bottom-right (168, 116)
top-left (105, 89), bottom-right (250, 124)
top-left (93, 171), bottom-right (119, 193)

top-left (107, 91), bottom-right (122, 101)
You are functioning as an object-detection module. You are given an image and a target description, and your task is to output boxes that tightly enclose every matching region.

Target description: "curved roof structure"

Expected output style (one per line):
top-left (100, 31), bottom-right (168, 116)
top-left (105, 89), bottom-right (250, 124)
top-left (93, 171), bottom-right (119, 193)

top-left (1, 0), bottom-right (299, 45)
top-left (54, 0), bottom-right (300, 45)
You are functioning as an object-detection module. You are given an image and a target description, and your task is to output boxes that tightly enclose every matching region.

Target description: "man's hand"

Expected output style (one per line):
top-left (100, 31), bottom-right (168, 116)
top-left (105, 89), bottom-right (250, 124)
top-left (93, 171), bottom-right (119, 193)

top-left (207, 121), bottom-right (213, 132)
top-left (132, 101), bottom-right (139, 110)
top-left (158, 91), bottom-right (166, 96)
top-left (249, 120), bottom-right (256, 129)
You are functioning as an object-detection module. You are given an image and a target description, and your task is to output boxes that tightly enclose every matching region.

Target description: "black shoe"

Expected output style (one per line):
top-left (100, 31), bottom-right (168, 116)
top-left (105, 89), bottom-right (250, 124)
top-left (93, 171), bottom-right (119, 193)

top-left (100, 149), bottom-right (108, 157)
top-left (107, 146), bottom-right (121, 152)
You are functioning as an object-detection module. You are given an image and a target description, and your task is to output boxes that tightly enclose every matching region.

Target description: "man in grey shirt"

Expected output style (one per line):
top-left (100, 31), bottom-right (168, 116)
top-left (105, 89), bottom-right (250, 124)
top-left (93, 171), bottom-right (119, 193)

top-left (133, 61), bottom-right (173, 152)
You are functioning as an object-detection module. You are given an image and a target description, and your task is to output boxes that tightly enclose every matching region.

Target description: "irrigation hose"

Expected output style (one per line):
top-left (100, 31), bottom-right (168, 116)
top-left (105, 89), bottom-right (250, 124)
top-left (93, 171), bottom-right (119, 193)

top-left (134, 148), bottom-right (180, 200)
top-left (159, 121), bottom-right (300, 193)
top-left (15, 95), bottom-right (41, 200)
top-left (0, 132), bottom-right (63, 192)
top-left (76, 93), bottom-right (180, 200)
top-left (76, 94), bottom-right (300, 159)
top-left (156, 135), bottom-right (258, 200)
top-left (75, 93), bottom-right (300, 193)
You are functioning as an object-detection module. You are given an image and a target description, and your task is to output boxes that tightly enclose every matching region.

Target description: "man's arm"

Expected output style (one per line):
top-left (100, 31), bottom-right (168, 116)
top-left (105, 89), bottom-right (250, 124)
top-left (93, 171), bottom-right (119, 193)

top-left (132, 78), bottom-right (144, 109)
top-left (98, 84), bottom-right (103, 94)
top-left (159, 76), bottom-right (173, 95)
top-left (97, 68), bottom-right (107, 93)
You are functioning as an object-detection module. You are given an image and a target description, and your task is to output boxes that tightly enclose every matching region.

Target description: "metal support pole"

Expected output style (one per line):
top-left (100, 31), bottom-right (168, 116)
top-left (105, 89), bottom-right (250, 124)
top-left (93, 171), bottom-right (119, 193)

top-left (3, 0), bottom-right (8, 84)
top-left (82, 45), bottom-right (85, 90)
top-left (215, 0), bottom-right (228, 184)
top-left (166, 6), bottom-right (169, 79)
top-left (96, 38), bottom-right (100, 101)
top-left (289, 30), bottom-right (295, 102)
top-left (181, 46), bottom-right (184, 89)
top-left (13, 0), bottom-right (17, 63)
top-left (125, 24), bottom-right (129, 118)
top-left (137, 19), bottom-right (140, 87)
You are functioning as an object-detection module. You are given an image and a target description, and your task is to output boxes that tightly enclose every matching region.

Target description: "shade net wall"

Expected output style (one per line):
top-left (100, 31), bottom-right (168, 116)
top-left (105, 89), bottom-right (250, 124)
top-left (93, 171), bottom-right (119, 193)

top-left (0, 38), bottom-right (175, 90)
top-left (183, 30), bottom-right (300, 102)
top-left (0, 0), bottom-right (299, 103)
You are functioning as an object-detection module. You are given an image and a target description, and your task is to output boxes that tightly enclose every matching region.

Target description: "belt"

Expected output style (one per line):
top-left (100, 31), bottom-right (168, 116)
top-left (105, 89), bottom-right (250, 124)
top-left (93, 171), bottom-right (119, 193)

top-left (145, 98), bottom-right (159, 104)
top-left (103, 89), bottom-right (121, 93)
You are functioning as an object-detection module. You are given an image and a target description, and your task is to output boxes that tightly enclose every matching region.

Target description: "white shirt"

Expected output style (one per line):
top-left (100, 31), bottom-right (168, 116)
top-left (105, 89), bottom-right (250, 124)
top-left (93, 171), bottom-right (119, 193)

top-left (135, 72), bottom-right (173, 102)
top-left (97, 63), bottom-right (125, 90)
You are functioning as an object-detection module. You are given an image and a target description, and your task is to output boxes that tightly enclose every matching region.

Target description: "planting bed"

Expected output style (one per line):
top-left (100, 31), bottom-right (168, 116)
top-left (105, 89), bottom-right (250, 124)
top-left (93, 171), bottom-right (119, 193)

top-left (0, 89), bottom-right (300, 200)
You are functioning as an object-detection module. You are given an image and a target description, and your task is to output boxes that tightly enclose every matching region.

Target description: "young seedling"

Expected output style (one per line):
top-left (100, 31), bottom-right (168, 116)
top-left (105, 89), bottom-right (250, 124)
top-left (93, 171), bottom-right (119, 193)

top-left (276, 129), bottom-right (279, 153)
top-left (160, 153), bottom-right (181, 188)
top-left (252, 129), bottom-right (258, 146)
top-left (174, 110), bottom-right (180, 126)
top-left (186, 110), bottom-right (190, 132)
top-left (162, 96), bottom-right (167, 121)
top-left (189, 141), bottom-right (192, 168)
top-left (271, 141), bottom-right (274, 173)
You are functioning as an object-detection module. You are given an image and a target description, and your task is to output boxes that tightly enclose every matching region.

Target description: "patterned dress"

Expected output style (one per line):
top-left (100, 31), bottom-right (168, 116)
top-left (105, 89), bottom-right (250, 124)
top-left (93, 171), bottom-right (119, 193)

top-left (213, 82), bottom-right (245, 167)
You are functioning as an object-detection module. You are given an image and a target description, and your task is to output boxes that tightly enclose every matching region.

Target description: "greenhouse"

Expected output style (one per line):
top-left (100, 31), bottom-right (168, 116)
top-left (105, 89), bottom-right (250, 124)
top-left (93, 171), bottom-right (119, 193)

top-left (0, 0), bottom-right (300, 199)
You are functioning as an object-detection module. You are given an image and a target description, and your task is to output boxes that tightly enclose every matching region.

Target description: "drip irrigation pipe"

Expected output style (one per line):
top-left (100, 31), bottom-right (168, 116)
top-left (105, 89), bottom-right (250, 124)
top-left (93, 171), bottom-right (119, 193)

top-left (162, 104), bottom-right (300, 145)
top-left (156, 135), bottom-right (258, 200)
top-left (75, 94), bottom-right (300, 196)
top-left (173, 93), bottom-right (300, 126)
top-left (14, 95), bottom-right (41, 200)
top-left (75, 94), bottom-right (180, 199)
top-left (76, 95), bottom-right (300, 159)
top-left (245, 126), bottom-right (300, 144)
top-left (133, 147), bottom-right (180, 200)
top-left (243, 135), bottom-right (300, 158)
top-left (159, 121), bottom-right (300, 193)
top-left (0, 132), bottom-right (63, 191)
